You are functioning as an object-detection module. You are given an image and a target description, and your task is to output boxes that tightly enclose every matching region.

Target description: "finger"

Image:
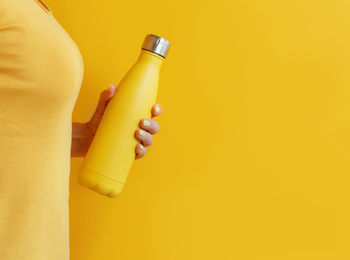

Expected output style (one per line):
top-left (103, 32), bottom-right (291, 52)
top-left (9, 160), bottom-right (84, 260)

top-left (135, 128), bottom-right (153, 146)
top-left (88, 84), bottom-right (116, 128)
top-left (103, 84), bottom-right (117, 102)
top-left (139, 118), bottom-right (160, 135)
top-left (92, 84), bottom-right (116, 118)
top-left (135, 143), bottom-right (146, 159)
top-left (151, 104), bottom-right (162, 118)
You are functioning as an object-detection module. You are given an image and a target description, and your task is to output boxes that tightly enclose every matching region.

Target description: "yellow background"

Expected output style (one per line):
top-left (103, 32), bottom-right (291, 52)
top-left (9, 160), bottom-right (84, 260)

top-left (47, 0), bottom-right (350, 259)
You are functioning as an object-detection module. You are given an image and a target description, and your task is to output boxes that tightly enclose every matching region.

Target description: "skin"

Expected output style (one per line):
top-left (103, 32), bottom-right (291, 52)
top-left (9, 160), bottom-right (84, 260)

top-left (71, 83), bottom-right (162, 158)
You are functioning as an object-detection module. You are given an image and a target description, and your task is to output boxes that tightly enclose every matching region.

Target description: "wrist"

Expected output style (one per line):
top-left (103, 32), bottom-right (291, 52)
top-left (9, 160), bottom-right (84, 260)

top-left (71, 122), bottom-right (93, 157)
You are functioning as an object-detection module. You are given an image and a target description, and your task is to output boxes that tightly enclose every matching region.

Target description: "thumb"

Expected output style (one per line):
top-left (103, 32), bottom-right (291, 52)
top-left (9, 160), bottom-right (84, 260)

top-left (103, 83), bottom-right (117, 103)
top-left (88, 84), bottom-right (117, 129)
top-left (96, 83), bottom-right (117, 114)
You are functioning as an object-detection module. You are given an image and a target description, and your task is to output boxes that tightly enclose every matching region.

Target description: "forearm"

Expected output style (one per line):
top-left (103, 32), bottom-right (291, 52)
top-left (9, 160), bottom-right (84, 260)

top-left (71, 122), bottom-right (91, 157)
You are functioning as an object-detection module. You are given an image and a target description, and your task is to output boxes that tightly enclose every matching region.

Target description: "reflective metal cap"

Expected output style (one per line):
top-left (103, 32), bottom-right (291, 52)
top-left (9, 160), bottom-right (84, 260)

top-left (142, 34), bottom-right (170, 58)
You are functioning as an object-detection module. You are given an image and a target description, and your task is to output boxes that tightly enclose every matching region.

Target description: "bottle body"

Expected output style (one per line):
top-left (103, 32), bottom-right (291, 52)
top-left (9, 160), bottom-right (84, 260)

top-left (78, 49), bottom-right (164, 197)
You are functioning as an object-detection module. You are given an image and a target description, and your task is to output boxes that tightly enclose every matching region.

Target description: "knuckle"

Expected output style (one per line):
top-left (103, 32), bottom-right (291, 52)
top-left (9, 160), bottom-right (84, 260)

top-left (145, 134), bottom-right (153, 146)
top-left (149, 122), bottom-right (159, 134)
top-left (153, 122), bottom-right (160, 133)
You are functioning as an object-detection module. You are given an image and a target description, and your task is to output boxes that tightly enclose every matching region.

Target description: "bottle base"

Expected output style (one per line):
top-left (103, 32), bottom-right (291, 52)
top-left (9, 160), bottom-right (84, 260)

top-left (78, 167), bottom-right (125, 198)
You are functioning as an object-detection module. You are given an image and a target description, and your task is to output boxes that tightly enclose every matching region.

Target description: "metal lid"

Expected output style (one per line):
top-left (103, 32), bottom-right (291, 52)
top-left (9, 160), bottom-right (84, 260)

top-left (141, 34), bottom-right (170, 58)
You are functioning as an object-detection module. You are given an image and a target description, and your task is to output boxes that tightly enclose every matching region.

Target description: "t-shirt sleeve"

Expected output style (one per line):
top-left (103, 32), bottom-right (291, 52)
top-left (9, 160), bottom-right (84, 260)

top-left (0, 0), bottom-right (7, 27)
top-left (0, 1), bottom-right (3, 24)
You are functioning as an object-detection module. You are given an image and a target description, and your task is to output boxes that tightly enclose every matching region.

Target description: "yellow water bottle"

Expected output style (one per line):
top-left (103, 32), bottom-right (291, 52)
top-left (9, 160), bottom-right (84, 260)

top-left (78, 34), bottom-right (170, 198)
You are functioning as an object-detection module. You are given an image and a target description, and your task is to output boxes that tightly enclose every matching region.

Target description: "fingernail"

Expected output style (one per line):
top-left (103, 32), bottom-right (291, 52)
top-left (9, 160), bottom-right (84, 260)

top-left (139, 129), bottom-right (146, 136)
top-left (139, 144), bottom-right (145, 151)
top-left (155, 105), bottom-right (160, 113)
top-left (142, 119), bottom-right (151, 127)
top-left (109, 84), bottom-right (115, 91)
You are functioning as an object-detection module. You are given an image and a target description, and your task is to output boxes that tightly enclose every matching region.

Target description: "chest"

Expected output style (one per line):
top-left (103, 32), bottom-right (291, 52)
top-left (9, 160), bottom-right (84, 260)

top-left (0, 0), bottom-right (84, 111)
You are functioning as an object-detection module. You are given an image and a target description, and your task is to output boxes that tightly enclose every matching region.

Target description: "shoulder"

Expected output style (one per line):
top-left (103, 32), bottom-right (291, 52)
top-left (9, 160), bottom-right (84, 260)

top-left (0, 0), bottom-right (26, 28)
top-left (0, 0), bottom-right (10, 27)
top-left (0, 1), bottom-right (3, 24)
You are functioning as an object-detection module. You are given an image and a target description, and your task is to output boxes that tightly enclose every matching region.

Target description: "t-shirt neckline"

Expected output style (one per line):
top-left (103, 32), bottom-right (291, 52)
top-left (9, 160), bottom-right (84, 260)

top-left (33, 0), bottom-right (52, 15)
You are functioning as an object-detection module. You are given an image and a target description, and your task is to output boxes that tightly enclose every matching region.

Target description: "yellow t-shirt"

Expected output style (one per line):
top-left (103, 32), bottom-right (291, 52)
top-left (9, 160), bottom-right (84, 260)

top-left (0, 0), bottom-right (84, 258)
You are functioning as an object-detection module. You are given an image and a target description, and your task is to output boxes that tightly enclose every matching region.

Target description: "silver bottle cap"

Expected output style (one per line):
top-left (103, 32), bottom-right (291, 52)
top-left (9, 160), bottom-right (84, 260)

top-left (141, 34), bottom-right (170, 58)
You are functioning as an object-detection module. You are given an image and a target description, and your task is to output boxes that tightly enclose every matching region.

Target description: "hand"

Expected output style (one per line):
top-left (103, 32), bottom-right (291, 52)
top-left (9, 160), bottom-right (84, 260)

top-left (134, 102), bottom-right (162, 159)
top-left (86, 84), bottom-right (162, 159)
